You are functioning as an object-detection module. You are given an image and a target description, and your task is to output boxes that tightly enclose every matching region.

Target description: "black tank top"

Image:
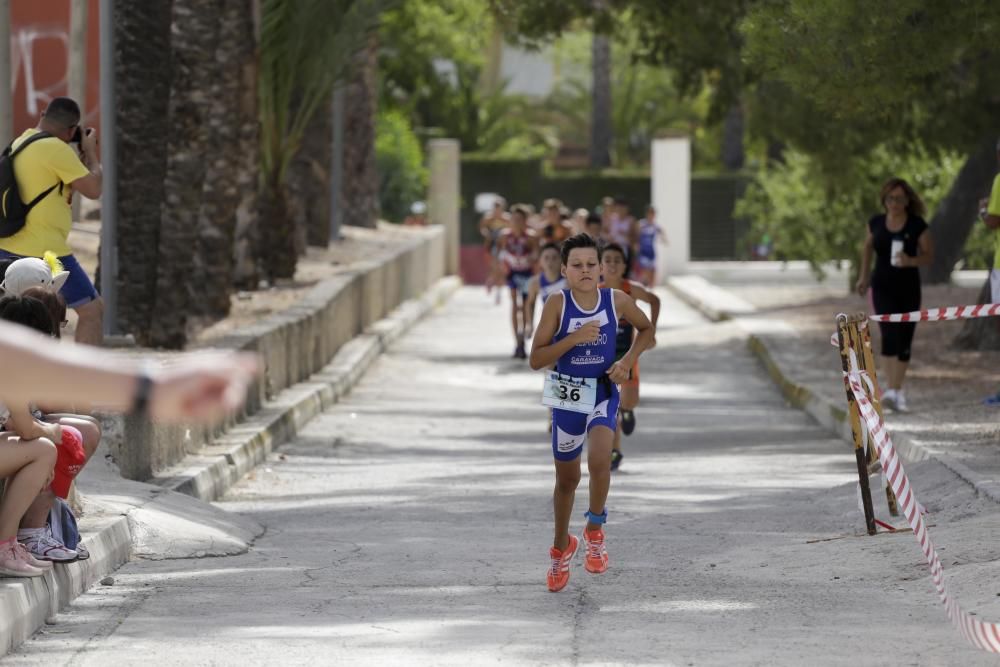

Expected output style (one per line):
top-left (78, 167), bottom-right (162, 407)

top-left (868, 214), bottom-right (927, 292)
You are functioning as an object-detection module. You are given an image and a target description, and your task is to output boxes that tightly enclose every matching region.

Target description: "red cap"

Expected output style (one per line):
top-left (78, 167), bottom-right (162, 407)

top-left (51, 425), bottom-right (85, 499)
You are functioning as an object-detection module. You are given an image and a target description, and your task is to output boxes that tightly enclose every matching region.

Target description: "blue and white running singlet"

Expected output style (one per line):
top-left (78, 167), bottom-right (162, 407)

top-left (637, 219), bottom-right (658, 269)
top-left (550, 288), bottom-right (620, 460)
top-left (539, 273), bottom-right (567, 303)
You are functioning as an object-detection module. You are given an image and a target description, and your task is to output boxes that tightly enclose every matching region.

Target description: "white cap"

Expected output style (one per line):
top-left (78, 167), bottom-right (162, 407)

top-left (1, 257), bottom-right (70, 295)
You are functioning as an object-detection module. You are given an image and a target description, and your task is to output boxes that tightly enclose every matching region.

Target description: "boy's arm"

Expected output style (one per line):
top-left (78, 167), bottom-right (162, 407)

top-left (524, 277), bottom-right (540, 338)
top-left (607, 290), bottom-right (654, 384)
top-left (530, 295), bottom-right (594, 370)
top-left (630, 283), bottom-right (661, 330)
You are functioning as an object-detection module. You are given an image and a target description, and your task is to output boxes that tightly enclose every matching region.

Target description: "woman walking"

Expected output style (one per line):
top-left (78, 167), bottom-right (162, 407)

top-left (856, 178), bottom-right (934, 412)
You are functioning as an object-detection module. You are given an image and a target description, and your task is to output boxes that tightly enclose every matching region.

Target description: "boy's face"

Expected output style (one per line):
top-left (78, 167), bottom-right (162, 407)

top-left (511, 212), bottom-right (527, 230)
top-left (540, 248), bottom-right (561, 274)
top-left (601, 250), bottom-right (626, 280)
top-left (586, 223), bottom-right (603, 239)
top-left (562, 247), bottom-right (600, 290)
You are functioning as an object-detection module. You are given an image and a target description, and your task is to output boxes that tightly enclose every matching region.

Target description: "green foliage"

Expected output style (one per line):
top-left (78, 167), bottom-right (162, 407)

top-left (963, 219), bottom-right (997, 271)
top-left (376, 110), bottom-right (428, 222)
top-left (736, 143), bottom-right (964, 278)
top-left (741, 0), bottom-right (1000, 157)
top-left (545, 26), bottom-right (716, 169)
top-left (259, 0), bottom-right (397, 183)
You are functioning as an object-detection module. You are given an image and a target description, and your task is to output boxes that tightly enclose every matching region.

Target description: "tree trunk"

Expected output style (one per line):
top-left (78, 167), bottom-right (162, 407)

top-left (150, 0), bottom-right (220, 348)
top-left (259, 177), bottom-right (297, 279)
top-left (231, 0), bottom-right (262, 290)
top-left (288, 91), bottom-right (332, 248)
top-left (924, 137), bottom-right (998, 283)
top-left (341, 34), bottom-right (379, 229)
top-left (110, 0), bottom-right (172, 344)
top-left (953, 277), bottom-right (1000, 350)
top-left (190, 0), bottom-right (259, 318)
top-left (589, 32), bottom-right (612, 170)
top-left (721, 102), bottom-right (745, 171)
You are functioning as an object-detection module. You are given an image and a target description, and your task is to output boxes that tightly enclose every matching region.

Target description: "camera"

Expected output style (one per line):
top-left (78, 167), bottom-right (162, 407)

top-left (70, 126), bottom-right (83, 144)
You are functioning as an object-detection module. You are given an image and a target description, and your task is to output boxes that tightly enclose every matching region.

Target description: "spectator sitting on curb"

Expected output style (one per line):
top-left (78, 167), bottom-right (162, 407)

top-left (0, 294), bottom-right (90, 562)
top-left (0, 97), bottom-right (104, 346)
top-left (980, 138), bottom-right (1000, 406)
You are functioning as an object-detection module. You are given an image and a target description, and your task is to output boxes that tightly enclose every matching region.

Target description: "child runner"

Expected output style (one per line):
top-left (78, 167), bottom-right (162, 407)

top-left (635, 205), bottom-right (666, 287)
top-left (585, 213), bottom-right (605, 242)
top-left (530, 233), bottom-right (654, 592)
top-left (600, 243), bottom-right (660, 471)
top-left (497, 205), bottom-right (539, 358)
top-left (479, 197), bottom-right (509, 302)
top-left (523, 242), bottom-right (566, 340)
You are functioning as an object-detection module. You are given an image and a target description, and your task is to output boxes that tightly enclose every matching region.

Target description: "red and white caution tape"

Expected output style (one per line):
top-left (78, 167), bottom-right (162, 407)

top-left (869, 303), bottom-right (1000, 323)
top-left (847, 371), bottom-right (1000, 652)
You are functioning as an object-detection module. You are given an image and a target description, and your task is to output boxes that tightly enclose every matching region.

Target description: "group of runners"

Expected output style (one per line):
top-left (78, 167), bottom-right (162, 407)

top-left (480, 196), bottom-right (665, 591)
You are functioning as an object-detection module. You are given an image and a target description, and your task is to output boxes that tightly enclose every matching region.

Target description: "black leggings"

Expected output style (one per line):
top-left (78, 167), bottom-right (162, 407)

top-left (872, 285), bottom-right (919, 362)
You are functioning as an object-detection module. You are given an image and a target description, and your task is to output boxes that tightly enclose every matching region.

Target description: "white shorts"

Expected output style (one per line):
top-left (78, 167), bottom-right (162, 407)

top-left (991, 269), bottom-right (1000, 304)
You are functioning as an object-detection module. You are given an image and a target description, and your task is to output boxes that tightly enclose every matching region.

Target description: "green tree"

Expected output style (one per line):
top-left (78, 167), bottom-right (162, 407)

top-left (258, 0), bottom-right (395, 277)
top-left (741, 0), bottom-right (1000, 284)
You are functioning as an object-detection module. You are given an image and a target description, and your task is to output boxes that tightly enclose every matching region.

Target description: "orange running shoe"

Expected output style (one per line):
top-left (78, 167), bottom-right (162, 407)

top-left (583, 528), bottom-right (608, 574)
top-left (546, 535), bottom-right (579, 592)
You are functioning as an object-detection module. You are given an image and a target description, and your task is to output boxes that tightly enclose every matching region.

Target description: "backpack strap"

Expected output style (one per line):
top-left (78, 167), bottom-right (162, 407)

top-left (8, 131), bottom-right (54, 158)
top-left (7, 131), bottom-right (60, 212)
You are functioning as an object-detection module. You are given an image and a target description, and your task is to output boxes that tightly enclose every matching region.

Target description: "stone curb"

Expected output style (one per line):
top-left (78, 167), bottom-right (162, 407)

top-left (666, 272), bottom-right (1000, 505)
top-left (0, 275), bottom-right (461, 658)
top-left (151, 275), bottom-right (463, 503)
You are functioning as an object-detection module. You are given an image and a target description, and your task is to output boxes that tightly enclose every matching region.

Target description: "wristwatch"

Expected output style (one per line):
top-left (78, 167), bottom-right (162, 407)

top-left (129, 371), bottom-right (154, 417)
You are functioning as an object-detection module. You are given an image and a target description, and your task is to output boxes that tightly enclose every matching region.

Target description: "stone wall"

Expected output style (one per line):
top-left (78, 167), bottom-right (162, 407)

top-left (112, 226), bottom-right (446, 480)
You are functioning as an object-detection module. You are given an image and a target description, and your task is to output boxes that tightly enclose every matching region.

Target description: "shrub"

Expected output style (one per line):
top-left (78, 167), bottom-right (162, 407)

top-left (376, 110), bottom-right (428, 222)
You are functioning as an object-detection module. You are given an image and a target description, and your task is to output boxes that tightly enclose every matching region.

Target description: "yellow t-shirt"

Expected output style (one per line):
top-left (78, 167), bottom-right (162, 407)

top-left (989, 173), bottom-right (1000, 270)
top-left (0, 129), bottom-right (89, 257)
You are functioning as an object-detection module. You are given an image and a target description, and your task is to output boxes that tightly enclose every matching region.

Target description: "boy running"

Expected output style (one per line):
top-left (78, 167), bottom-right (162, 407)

top-left (524, 242), bottom-right (566, 340)
top-left (497, 205), bottom-right (539, 359)
top-left (530, 234), bottom-right (654, 592)
top-left (600, 243), bottom-right (660, 471)
top-left (635, 205), bottom-right (667, 287)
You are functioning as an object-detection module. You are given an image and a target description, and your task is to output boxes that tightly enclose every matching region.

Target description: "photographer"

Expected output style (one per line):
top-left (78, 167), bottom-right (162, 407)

top-left (0, 97), bottom-right (104, 345)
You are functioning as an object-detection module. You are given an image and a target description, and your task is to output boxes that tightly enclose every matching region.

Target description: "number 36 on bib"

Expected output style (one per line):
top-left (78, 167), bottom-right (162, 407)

top-left (541, 372), bottom-right (597, 414)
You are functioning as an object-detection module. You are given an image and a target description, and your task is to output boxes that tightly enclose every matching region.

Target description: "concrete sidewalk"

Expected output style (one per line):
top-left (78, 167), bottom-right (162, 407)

top-left (0, 277), bottom-right (461, 658)
top-left (665, 268), bottom-right (1000, 503)
top-left (9, 286), bottom-right (1000, 665)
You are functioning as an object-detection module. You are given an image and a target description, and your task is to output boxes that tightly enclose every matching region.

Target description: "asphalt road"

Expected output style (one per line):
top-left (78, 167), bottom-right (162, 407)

top-left (8, 286), bottom-right (1000, 666)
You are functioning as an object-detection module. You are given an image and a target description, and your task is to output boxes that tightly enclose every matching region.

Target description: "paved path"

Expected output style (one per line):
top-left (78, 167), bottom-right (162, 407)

top-left (8, 287), bottom-right (1000, 666)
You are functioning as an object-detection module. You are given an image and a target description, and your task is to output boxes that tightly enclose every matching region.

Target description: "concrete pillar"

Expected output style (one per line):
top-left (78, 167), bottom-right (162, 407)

top-left (651, 137), bottom-right (690, 277)
top-left (0, 0), bottom-right (11, 145)
top-left (428, 139), bottom-right (460, 276)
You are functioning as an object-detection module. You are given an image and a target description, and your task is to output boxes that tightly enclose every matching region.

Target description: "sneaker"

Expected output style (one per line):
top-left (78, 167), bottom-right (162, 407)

top-left (0, 541), bottom-right (45, 577)
top-left (894, 390), bottom-right (909, 413)
top-left (620, 409), bottom-right (636, 436)
top-left (983, 392), bottom-right (1000, 406)
top-left (13, 542), bottom-right (52, 571)
top-left (610, 449), bottom-right (623, 471)
top-left (546, 535), bottom-right (579, 592)
top-left (75, 542), bottom-right (90, 561)
top-left (880, 389), bottom-right (897, 411)
top-left (19, 528), bottom-right (78, 562)
top-left (583, 528), bottom-right (609, 574)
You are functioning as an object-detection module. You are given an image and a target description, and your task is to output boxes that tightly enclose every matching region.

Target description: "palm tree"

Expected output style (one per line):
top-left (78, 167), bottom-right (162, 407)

top-left (590, 31), bottom-right (612, 169)
top-left (258, 0), bottom-right (394, 278)
top-left (110, 0), bottom-right (173, 344)
top-left (341, 34), bottom-right (379, 229)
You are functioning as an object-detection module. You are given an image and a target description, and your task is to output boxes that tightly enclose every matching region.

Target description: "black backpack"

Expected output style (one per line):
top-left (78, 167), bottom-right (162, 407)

top-left (0, 132), bottom-right (60, 238)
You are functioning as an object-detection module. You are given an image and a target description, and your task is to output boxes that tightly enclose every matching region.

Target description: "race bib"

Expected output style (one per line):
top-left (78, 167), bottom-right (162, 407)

top-left (542, 372), bottom-right (597, 414)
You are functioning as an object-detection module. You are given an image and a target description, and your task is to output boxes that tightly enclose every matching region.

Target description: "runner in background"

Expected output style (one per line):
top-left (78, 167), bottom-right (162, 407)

top-left (540, 199), bottom-right (573, 244)
top-left (635, 205), bottom-right (666, 287)
top-left (479, 197), bottom-right (510, 303)
top-left (606, 197), bottom-right (639, 271)
top-left (570, 208), bottom-right (590, 236)
top-left (524, 243), bottom-right (567, 341)
top-left (585, 213), bottom-right (605, 242)
top-left (529, 233), bottom-right (654, 592)
top-left (600, 243), bottom-right (660, 470)
top-left (497, 205), bottom-right (538, 359)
